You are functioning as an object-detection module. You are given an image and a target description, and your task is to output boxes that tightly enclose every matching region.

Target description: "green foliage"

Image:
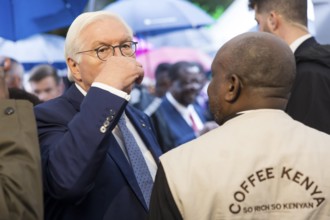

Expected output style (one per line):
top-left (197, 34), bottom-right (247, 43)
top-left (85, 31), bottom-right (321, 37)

top-left (211, 6), bottom-right (226, 19)
top-left (191, 0), bottom-right (233, 18)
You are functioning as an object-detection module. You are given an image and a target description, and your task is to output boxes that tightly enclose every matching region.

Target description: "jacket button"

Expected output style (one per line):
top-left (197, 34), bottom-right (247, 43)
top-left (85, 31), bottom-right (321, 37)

top-left (4, 107), bottom-right (15, 115)
top-left (100, 126), bottom-right (106, 133)
top-left (109, 109), bottom-right (116, 116)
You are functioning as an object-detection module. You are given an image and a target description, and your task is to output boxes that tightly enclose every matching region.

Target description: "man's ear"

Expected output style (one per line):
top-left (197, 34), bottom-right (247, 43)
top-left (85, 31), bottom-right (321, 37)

top-left (225, 74), bottom-right (241, 103)
top-left (67, 57), bottom-right (82, 82)
top-left (267, 11), bottom-right (279, 32)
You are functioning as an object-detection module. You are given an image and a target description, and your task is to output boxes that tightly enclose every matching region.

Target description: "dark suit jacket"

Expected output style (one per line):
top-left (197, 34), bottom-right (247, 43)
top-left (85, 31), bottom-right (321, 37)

top-left (286, 37), bottom-right (330, 134)
top-left (34, 84), bottom-right (162, 220)
top-left (0, 100), bottom-right (43, 220)
top-left (156, 97), bottom-right (207, 152)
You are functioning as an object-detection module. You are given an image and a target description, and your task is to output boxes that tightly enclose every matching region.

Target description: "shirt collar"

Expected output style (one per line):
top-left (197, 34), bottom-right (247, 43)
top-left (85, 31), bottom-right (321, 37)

top-left (290, 34), bottom-right (312, 53)
top-left (75, 83), bottom-right (87, 96)
top-left (166, 92), bottom-right (192, 115)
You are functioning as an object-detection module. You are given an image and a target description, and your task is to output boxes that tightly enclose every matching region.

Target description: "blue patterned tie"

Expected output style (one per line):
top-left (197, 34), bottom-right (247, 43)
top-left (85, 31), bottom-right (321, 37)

top-left (118, 115), bottom-right (153, 208)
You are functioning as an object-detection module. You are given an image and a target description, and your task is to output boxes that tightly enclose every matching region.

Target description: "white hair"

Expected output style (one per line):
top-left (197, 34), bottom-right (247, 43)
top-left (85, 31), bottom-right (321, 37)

top-left (65, 11), bottom-right (133, 81)
top-left (7, 58), bottom-right (24, 78)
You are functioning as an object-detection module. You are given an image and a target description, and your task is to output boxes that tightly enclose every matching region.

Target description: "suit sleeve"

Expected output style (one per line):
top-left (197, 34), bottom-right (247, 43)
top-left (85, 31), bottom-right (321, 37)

top-left (35, 87), bottom-right (127, 201)
top-left (148, 163), bottom-right (183, 220)
top-left (0, 100), bottom-right (43, 220)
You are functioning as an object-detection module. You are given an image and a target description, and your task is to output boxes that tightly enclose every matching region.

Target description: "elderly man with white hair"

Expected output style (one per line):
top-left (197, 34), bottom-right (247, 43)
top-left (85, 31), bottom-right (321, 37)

top-left (34, 11), bottom-right (162, 220)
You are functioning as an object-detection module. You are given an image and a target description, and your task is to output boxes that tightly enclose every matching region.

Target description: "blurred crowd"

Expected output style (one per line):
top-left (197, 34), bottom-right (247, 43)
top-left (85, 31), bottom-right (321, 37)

top-left (0, 57), bottom-right (64, 104)
top-left (1, 53), bottom-right (218, 153)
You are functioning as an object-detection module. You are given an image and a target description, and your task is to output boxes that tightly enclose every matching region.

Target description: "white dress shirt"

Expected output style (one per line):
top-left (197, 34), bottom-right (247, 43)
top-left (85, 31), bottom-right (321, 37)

top-left (166, 92), bottom-right (204, 131)
top-left (290, 34), bottom-right (312, 53)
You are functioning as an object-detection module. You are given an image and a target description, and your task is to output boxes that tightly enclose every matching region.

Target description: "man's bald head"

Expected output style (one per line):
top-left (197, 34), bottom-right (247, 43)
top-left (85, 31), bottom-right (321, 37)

top-left (208, 32), bottom-right (296, 125)
top-left (219, 32), bottom-right (295, 97)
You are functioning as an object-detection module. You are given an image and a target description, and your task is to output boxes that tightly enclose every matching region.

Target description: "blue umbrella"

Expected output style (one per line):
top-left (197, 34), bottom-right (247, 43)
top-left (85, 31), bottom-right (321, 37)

top-left (0, 0), bottom-right (88, 41)
top-left (102, 0), bottom-right (214, 36)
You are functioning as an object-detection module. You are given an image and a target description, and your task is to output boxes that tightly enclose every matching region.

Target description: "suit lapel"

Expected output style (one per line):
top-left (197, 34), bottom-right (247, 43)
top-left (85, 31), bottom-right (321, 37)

top-left (64, 84), bottom-right (149, 209)
top-left (65, 85), bottom-right (161, 209)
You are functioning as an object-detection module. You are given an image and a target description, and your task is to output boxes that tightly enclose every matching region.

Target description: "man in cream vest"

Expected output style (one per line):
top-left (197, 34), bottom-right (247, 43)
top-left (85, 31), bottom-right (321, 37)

top-left (148, 32), bottom-right (330, 220)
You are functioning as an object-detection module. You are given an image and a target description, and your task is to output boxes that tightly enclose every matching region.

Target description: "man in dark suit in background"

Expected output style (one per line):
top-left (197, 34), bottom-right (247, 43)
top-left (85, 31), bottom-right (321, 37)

top-left (155, 61), bottom-right (218, 152)
top-left (249, 0), bottom-right (330, 134)
top-left (34, 11), bottom-right (162, 220)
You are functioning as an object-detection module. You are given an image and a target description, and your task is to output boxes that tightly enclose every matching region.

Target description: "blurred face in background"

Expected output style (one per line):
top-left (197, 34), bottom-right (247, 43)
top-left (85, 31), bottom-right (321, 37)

top-left (155, 70), bottom-right (171, 97)
top-left (254, 6), bottom-right (272, 33)
top-left (171, 66), bottom-right (202, 107)
top-left (30, 76), bottom-right (62, 102)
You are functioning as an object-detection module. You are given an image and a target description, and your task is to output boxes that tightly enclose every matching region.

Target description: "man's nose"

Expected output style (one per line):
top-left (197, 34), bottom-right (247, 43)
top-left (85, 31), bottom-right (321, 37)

top-left (113, 47), bottom-right (122, 57)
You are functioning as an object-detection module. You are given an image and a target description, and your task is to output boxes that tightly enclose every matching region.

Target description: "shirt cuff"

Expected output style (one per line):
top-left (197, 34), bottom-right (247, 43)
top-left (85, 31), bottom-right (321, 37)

top-left (92, 82), bottom-right (130, 101)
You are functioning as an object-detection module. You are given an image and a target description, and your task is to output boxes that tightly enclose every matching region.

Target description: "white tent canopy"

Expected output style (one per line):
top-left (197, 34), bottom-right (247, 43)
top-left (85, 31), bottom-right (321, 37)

top-left (0, 33), bottom-right (67, 89)
top-left (0, 33), bottom-right (65, 63)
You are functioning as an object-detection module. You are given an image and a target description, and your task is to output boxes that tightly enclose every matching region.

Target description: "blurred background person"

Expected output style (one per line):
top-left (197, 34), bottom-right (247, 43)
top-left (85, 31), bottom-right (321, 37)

top-left (0, 56), bottom-right (25, 90)
top-left (155, 61), bottom-right (218, 152)
top-left (140, 63), bottom-right (172, 152)
top-left (140, 62), bottom-right (172, 116)
top-left (249, 0), bottom-right (330, 134)
top-left (129, 83), bottom-right (155, 112)
top-left (154, 62), bottom-right (172, 98)
top-left (28, 64), bottom-right (63, 102)
top-left (0, 55), bottom-right (43, 220)
top-left (0, 56), bottom-right (41, 105)
top-left (129, 63), bottom-right (173, 152)
top-left (129, 62), bottom-right (171, 113)
top-left (192, 61), bottom-right (214, 122)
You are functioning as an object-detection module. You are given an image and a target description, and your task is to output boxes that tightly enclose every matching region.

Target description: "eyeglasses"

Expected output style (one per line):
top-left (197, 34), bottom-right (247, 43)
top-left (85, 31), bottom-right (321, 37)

top-left (76, 41), bottom-right (138, 61)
